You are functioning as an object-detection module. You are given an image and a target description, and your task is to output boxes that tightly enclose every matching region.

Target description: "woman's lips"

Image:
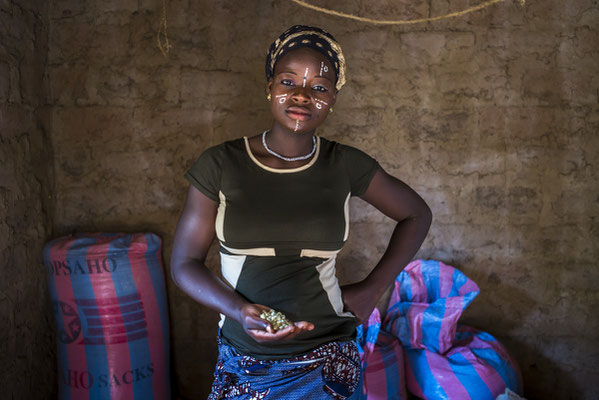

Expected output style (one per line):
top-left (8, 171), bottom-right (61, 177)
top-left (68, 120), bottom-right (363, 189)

top-left (286, 107), bottom-right (311, 121)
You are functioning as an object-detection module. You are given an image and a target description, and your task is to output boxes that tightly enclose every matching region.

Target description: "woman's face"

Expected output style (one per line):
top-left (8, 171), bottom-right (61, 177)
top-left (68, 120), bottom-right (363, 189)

top-left (267, 47), bottom-right (337, 134)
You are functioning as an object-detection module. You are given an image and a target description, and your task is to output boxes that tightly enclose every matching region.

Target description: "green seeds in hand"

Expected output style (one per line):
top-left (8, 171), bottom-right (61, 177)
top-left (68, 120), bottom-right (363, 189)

top-left (260, 309), bottom-right (291, 332)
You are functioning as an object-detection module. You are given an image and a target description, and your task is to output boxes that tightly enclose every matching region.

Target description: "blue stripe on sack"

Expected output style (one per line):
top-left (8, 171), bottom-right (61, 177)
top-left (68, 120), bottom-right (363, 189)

top-left (144, 233), bottom-right (171, 398)
top-left (381, 343), bottom-right (401, 399)
top-left (422, 260), bottom-right (441, 302)
top-left (471, 348), bottom-right (522, 394)
top-left (365, 322), bottom-right (381, 346)
top-left (68, 237), bottom-right (111, 399)
top-left (475, 330), bottom-right (497, 342)
top-left (421, 261), bottom-right (443, 351)
top-left (406, 349), bottom-right (448, 400)
top-left (448, 352), bottom-right (494, 400)
top-left (399, 270), bottom-right (412, 301)
top-left (450, 268), bottom-right (467, 298)
top-left (421, 300), bottom-right (446, 352)
top-left (108, 235), bottom-right (154, 400)
top-left (355, 325), bottom-right (364, 353)
top-left (44, 244), bottom-right (70, 400)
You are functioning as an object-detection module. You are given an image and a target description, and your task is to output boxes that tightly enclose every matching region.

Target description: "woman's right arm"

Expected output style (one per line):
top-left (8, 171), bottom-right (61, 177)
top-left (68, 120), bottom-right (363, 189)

top-left (170, 185), bottom-right (313, 341)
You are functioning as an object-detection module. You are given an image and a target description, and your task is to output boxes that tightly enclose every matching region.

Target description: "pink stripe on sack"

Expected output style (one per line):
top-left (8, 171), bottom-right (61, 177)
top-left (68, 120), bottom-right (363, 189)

top-left (363, 345), bottom-right (385, 399)
top-left (389, 339), bottom-right (407, 399)
top-left (87, 240), bottom-right (135, 400)
top-left (438, 262), bottom-right (455, 298)
top-left (389, 280), bottom-right (401, 309)
top-left (425, 350), bottom-right (472, 400)
top-left (438, 296), bottom-right (463, 353)
top-left (407, 304), bottom-right (424, 349)
top-left (409, 261), bottom-right (428, 303)
top-left (50, 238), bottom-right (91, 399)
top-left (458, 278), bottom-right (479, 297)
top-left (404, 353), bottom-right (425, 399)
top-left (128, 235), bottom-right (167, 400)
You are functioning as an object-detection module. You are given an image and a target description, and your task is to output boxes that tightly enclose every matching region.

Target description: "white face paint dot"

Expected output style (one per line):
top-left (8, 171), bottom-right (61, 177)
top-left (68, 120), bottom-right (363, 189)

top-left (323, 66), bottom-right (329, 73)
top-left (316, 103), bottom-right (322, 109)
top-left (279, 97), bottom-right (286, 103)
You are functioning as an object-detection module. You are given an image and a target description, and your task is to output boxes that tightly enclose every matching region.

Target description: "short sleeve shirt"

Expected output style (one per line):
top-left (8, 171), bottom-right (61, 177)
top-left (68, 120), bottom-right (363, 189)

top-left (185, 136), bottom-right (378, 359)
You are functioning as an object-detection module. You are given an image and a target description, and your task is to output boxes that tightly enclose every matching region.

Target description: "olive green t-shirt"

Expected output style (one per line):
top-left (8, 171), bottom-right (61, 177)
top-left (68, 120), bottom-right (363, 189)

top-left (185, 136), bottom-right (378, 359)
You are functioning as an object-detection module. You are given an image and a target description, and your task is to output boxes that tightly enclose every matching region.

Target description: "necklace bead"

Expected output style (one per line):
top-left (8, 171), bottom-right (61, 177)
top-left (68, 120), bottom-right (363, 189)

top-left (262, 131), bottom-right (317, 162)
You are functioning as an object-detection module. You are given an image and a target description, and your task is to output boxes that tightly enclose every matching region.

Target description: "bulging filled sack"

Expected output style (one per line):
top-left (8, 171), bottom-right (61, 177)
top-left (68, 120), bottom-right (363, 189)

top-left (403, 325), bottom-right (522, 400)
top-left (385, 260), bottom-right (522, 400)
top-left (43, 233), bottom-right (171, 400)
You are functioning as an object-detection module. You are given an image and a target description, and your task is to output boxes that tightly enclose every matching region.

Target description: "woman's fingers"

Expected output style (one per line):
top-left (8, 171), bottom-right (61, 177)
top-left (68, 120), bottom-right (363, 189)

top-left (247, 320), bottom-right (314, 343)
top-left (248, 325), bottom-right (295, 341)
top-left (294, 321), bottom-right (315, 331)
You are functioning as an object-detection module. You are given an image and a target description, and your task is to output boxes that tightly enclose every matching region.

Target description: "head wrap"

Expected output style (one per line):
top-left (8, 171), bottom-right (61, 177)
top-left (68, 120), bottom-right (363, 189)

top-left (265, 25), bottom-right (347, 91)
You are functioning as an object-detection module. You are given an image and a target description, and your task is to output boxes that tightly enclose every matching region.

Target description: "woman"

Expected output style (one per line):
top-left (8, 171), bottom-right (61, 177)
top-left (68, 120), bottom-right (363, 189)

top-left (171, 25), bottom-right (432, 399)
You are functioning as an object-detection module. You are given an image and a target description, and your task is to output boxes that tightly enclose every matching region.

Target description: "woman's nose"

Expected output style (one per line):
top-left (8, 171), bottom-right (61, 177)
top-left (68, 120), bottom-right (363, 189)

top-left (290, 87), bottom-right (311, 104)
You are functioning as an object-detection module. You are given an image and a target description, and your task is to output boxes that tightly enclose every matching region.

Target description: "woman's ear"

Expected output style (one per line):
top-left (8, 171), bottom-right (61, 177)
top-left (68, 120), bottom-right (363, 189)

top-left (331, 89), bottom-right (337, 106)
top-left (266, 79), bottom-right (273, 96)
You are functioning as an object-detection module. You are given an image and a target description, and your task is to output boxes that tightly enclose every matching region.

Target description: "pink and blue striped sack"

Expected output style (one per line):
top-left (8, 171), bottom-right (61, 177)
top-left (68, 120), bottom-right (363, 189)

top-left (43, 233), bottom-right (171, 400)
top-left (384, 259), bottom-right (522, 400)
top-left (356, 308), bottom-right (407, 399)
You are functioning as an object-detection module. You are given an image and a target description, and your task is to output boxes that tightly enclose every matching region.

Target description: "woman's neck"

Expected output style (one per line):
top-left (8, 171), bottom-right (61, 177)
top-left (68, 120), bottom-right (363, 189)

top-left (267, 122), bottom-right (316, 158)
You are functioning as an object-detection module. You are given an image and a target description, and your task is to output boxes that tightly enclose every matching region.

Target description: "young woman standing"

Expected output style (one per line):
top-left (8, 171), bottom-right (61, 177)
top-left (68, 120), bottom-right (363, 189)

top-left (171, 25), bottom-right (432, 399)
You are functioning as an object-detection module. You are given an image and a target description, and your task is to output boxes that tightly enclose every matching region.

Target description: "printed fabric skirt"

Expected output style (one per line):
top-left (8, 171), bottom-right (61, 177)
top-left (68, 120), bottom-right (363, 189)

top-left (208, 337), bottom-right (362, 400)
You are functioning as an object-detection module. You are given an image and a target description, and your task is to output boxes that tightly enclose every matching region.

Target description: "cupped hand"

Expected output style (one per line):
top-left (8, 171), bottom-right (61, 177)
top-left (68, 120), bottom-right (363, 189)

top-left (239, 303), bottom-right (314, 343)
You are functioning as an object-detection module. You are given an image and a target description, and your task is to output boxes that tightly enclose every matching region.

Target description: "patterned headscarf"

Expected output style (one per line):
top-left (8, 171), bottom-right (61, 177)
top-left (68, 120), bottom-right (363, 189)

top-left (265, 25), bottom-right (347, 91)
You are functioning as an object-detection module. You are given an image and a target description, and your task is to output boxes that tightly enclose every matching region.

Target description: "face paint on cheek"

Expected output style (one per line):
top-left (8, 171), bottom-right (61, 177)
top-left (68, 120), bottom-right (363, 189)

top-left (303, 67), bottom-right (309, 88)
top-left (315, 99), bottom-right (329, 110)
top-left (275, 94), bottom-right (287, 104)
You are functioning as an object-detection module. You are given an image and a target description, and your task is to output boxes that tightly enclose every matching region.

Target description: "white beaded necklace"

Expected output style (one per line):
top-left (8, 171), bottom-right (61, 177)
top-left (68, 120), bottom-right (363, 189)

top-left (262, 130), bottom-right (317, 162)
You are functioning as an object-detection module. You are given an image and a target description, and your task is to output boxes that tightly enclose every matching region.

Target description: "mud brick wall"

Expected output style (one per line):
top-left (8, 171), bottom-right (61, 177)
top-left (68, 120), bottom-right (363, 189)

top-left (0, 0), bottom-right (56, 397)
top-left (2, 0), bottom-right (597, 398)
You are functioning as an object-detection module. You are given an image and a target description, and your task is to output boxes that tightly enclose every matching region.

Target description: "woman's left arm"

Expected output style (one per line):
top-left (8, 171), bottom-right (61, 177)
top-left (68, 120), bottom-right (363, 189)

top-left (341, 167), bottom-right (433, 322)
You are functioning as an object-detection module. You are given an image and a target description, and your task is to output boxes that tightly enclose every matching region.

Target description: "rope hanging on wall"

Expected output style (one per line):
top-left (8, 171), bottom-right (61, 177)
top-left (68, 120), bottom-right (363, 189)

top-left (156, 0), bottom-right (526, 55)
top-left (157, 0), bottom-right (171, 56)
top-left (290, 0), bottom-right (525, 25)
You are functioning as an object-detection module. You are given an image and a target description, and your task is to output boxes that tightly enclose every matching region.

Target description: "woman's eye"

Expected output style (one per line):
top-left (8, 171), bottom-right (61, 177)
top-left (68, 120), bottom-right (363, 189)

top-left (312, 85), bottom-right (328, 92)
top-left (281, 79), bottom-right (294, 86)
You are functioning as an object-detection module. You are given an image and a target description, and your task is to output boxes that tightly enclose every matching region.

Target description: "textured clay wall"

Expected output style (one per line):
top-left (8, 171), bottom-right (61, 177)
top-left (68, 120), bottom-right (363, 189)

top-left (0, 0), bottom-right (56, 397)
top-left (45, 0), bottom-right (598, 399)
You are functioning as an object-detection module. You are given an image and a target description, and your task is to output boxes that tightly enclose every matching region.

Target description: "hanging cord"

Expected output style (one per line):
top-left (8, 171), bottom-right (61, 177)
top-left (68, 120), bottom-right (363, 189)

top-left (290, 0), bottom-right (525, 25)
top-left (157, 0), bottom-right (171, 56)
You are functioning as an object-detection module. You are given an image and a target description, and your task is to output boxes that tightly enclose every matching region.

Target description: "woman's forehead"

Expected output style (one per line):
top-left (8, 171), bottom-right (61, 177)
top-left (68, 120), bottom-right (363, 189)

top-left (274, 48), bottom-right (335, 76)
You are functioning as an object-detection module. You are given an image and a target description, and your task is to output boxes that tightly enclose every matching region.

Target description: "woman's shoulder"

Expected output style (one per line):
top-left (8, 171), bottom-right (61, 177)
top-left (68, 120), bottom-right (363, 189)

top-left (319, 136), bottom-right (376, 162)
top-left (195, 137), bottom-right (246, 159)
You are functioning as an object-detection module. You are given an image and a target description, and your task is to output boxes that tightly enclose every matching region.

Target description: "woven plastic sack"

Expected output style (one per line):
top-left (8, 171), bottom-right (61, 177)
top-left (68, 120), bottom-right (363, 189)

top-left (43, 233), bottom-right (171, 400)
top-left (385, 259), bottom-right (522, 400)
top-left (404, 325), bottom-right (522, 400)
top-left (356, 308), bottom-right (407, 400)
top-left (384, 259), bottom-right (480, 354)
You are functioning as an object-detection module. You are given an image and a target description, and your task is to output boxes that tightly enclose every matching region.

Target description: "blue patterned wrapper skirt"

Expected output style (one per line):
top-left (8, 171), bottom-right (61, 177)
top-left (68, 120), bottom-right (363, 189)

top-left (208, 337), bottom-right (363, 400)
